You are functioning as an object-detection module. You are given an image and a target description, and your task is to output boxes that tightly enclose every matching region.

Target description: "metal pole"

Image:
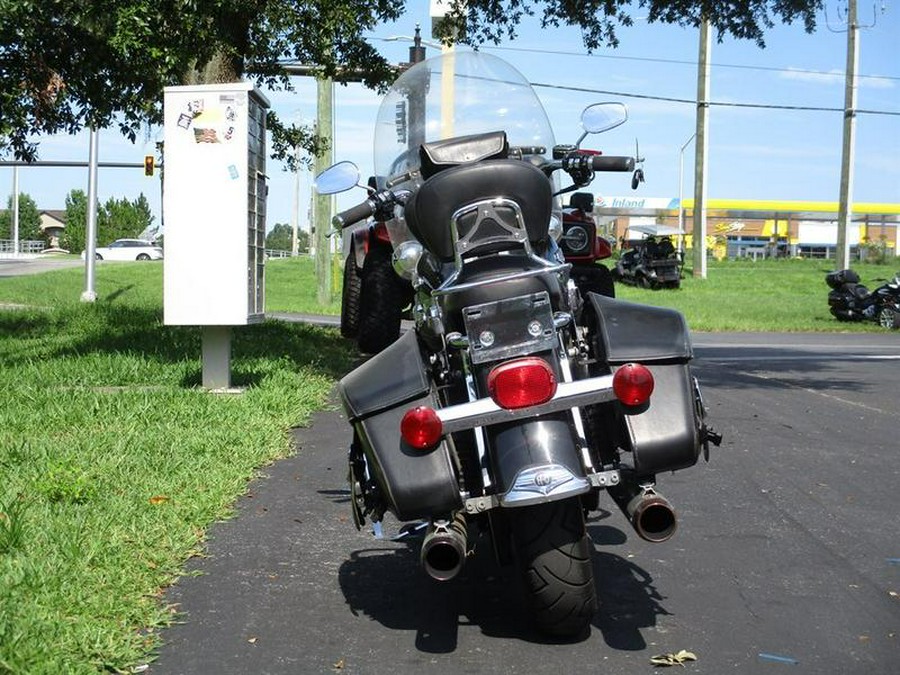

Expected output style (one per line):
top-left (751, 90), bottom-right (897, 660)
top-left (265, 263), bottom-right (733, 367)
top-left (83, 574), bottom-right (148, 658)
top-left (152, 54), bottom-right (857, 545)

top-left (836, 0), bottom-right (859, 269)
top-left (291, 143), bottom-right (300, 256)
top-left (692, 19), bottom-right (711, 279)
top-left (678, 133), bottom-right (696, 253)
top-left (314, 76), bottom-right (334, 305)
top-left (11, 166), bottom-right (19, 256)
top-left (81, 127), bottom-right (99, 302)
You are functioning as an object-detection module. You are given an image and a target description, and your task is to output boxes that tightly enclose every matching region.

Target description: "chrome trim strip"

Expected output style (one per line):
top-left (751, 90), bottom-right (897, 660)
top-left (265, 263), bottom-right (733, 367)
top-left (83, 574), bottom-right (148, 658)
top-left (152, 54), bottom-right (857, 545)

top-left (433, 261), bottom-right (571, 297)
top-left (436, 374), bottom-right (616, 434)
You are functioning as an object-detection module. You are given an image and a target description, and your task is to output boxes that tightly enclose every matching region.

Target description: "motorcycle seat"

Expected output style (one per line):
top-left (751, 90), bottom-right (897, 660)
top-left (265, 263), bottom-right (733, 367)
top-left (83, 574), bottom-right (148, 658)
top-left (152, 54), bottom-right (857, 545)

top-left (405, 160), bottom-right (552, 262)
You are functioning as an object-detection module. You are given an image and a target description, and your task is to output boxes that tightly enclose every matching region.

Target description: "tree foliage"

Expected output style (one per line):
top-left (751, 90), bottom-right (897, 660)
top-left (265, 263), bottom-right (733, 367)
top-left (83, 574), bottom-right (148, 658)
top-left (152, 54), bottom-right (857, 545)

top-left (0, 193), bottom-right (42, 241)
top-left (265, 222), bottom-right (308, 252)
top-left (0, 0), bottom-right (404, 163)
top-left (436, 1), bottom-right (822, 49)
top-left (61, 190), bottom-right (88, 254)
top-left (1, 0), bottom-right (820, 167)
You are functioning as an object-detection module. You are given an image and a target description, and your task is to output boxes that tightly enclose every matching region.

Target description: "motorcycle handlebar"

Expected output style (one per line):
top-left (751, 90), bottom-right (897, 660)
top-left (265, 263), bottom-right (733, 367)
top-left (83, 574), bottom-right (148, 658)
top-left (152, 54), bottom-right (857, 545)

top-left (591, 155), bottom-right (635, 172)
top-left (333, 200), bottom-right (376, 229)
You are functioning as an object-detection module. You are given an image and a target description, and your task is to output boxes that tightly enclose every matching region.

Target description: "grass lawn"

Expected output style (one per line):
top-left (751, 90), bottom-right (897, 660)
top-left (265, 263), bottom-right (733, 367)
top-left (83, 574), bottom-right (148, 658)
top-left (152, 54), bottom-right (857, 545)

top-left (0, 254), bottom-right (895, 672)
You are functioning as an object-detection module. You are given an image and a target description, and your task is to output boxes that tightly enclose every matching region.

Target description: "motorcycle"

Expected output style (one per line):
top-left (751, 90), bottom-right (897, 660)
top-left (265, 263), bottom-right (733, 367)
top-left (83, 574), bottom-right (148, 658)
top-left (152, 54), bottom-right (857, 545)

top-left (561, 191), bottom-right (617, 298)
top-left (826, 268), bottom-right (900, 329)
top-left (315, 50), bottom-right (720, 637)
top-left (339, 176), bottom-right (414, 354)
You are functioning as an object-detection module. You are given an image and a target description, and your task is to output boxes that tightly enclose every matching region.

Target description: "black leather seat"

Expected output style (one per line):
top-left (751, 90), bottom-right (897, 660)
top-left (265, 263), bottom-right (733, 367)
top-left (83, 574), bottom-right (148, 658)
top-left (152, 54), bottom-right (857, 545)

top-left (404, 160), bottom-right (552, 262)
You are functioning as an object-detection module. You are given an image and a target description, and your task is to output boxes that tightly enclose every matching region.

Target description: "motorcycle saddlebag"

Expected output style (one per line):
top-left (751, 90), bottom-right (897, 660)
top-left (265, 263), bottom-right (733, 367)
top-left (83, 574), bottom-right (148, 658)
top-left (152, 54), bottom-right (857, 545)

top-left (825, 268), bottom-right (860, 289)
top-left (339, 330), bottom-right (462, 522)
top-left (586, 293), bottom-right (700, 475)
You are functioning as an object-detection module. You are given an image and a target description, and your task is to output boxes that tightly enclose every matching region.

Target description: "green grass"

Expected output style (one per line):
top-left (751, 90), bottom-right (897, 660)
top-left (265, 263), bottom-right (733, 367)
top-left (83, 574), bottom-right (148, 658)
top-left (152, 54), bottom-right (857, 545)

top-left (613, 257), bottom-right (900, 332)
top-left (0, 263), bottom-right (354, 673)
top-left (0, 253), bottom-right (896, 671)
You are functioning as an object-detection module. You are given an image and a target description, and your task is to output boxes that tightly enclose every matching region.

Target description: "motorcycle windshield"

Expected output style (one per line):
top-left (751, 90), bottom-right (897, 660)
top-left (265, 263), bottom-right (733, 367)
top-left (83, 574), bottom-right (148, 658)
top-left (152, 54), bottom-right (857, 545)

top-left (374, 50), bottom-right (555, 185)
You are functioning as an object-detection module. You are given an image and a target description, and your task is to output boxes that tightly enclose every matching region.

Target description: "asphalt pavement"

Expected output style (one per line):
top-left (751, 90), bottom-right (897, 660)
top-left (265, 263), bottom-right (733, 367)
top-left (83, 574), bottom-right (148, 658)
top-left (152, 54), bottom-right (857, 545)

top-left (147, 331), bottom-right (899, 675)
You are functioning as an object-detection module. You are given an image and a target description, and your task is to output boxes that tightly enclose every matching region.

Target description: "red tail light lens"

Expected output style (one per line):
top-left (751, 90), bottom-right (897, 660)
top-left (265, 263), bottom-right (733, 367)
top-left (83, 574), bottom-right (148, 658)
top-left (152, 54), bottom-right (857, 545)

top-left (612, 363), bottom-right (654, 406)
top-left (400, 406), bottom-right (443, 450)
top-left (487, 357), bottom-right (558, 410)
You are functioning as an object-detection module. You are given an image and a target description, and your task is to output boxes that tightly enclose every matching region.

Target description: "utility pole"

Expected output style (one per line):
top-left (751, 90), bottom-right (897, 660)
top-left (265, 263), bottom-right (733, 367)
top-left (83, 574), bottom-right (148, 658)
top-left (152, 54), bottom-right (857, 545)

top-left (291, 143), bottom-right (301, 256)
top-left (314, 77), bottom-right (334, 305)
top-left (692, 18), bottom-right (711, 279)
top-left (836, 0), bottom-right (860, 269)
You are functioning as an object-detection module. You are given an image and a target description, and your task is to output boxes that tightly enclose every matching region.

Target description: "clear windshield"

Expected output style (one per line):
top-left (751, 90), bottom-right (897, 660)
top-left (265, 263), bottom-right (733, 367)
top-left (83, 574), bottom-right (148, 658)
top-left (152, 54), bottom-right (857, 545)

top-left (374, 50), bottom-right (555, 185)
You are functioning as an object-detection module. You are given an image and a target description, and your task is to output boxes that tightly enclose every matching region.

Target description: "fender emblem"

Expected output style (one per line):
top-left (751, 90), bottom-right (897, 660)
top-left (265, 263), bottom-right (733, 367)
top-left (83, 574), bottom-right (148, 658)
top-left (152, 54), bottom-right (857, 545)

top-left (534, 473), bottom-right (553, 487)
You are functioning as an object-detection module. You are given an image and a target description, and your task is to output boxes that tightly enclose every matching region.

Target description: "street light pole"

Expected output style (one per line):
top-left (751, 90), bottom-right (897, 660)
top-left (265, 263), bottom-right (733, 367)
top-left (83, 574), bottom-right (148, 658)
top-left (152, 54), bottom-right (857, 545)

top-left (678, 132), bottom-right (696, 251)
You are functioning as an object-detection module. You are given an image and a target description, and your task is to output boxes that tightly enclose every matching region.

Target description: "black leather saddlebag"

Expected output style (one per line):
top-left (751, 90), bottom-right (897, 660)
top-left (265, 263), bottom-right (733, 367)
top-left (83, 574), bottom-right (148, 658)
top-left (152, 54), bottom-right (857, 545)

top-left (339, 331), bottom-right (462, 521)
top-left (586, 294), bottom-right (700, 475)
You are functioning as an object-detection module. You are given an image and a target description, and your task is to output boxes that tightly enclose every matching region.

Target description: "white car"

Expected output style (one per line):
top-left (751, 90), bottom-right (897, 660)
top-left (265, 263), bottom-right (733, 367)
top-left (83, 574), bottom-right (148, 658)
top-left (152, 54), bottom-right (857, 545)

top-left (84, 239), bottom-right (164, 261)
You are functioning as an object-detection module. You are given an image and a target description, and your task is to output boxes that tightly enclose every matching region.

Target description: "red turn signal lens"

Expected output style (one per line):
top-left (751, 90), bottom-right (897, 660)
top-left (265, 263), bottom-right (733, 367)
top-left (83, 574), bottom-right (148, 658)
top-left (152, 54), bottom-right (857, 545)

top-left (487, 357), bottom-right (558, 410)
top-left (400, 406), bottom-right (443, 450)
top-left (612, 363), bottom-right (654, 406)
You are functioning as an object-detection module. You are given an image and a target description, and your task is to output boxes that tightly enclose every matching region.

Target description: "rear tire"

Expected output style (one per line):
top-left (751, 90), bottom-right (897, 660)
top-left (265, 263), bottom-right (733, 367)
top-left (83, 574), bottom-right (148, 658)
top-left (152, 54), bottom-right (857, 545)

top-left (357, 244), bottom-right (406, 354)
top-left (510, 499), bottom-right (597, 637)
top-left (340, 250), bottom-right (362, 339)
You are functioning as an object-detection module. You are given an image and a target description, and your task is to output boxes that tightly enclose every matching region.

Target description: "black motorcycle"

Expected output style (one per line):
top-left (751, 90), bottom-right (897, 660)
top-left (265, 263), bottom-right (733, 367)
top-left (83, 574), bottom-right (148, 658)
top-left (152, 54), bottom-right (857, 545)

top-left (826, 268), bottom-right (900, 329)
top-left (315, 51), bottom-right (720, 638)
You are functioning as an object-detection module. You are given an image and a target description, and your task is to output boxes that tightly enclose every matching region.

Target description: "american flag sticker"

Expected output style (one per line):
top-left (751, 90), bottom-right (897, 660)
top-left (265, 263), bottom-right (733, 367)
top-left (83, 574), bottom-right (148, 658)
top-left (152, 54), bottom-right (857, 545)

top-left (193, 128), bottom-right (220, 143)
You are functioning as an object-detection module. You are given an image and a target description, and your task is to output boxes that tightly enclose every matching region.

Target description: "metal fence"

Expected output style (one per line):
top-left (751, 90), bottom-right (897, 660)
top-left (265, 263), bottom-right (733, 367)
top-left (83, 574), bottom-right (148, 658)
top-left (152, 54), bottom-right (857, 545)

top-left (0, 239), bottom-right (46, 254)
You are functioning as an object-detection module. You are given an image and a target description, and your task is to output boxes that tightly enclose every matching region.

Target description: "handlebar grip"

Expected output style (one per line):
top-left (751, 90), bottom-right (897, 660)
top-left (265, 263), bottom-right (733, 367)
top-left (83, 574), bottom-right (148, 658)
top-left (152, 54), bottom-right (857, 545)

top-left (592, 156), bottom-right (635, 172)
top-left (333, 200), bottom-right (376, 229)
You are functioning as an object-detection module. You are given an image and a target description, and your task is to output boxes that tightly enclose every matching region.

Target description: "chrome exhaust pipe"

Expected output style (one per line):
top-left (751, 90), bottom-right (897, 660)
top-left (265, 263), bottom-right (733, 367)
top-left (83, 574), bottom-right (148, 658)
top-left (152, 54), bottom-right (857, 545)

top-left (609, 483), bottom-right (677, 543)
top-left (420, 512), bottom-right (467, 581)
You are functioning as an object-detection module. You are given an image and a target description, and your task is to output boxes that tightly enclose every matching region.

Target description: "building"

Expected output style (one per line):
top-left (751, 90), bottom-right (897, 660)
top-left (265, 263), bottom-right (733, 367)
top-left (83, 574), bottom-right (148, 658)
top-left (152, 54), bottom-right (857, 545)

top-left (592, 196), bottom-right (900, 261)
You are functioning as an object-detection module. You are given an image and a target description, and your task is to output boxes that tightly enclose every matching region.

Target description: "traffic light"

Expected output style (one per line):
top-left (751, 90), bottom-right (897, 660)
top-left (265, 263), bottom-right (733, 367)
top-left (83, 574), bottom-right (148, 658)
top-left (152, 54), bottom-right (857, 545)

top-left (144, 155), bottom-right (155, 176)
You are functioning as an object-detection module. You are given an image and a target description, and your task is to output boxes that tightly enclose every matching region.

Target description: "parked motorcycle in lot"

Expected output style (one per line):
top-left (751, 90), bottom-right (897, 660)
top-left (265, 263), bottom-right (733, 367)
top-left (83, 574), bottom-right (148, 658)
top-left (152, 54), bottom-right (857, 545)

top-left (825, 268), bottom-right (900, 329)
top-left (316, 51), bottom-right (720, 638)
top-left (339, 178), bottom-right (414, 354)
top-left (561, 191), bottom-right (617, 298)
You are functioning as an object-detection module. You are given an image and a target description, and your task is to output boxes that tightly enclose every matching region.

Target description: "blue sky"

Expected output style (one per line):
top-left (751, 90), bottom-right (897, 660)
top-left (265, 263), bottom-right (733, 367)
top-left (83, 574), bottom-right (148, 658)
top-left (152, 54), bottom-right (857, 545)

top-left (2, 1), bottom-right (898, 234)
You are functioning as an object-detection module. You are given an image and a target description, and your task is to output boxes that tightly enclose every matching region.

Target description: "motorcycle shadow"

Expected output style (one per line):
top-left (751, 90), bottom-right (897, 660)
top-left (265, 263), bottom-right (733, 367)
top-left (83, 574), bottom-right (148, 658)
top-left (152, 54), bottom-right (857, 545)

top-left (337, 517), bottom-right (668, 652)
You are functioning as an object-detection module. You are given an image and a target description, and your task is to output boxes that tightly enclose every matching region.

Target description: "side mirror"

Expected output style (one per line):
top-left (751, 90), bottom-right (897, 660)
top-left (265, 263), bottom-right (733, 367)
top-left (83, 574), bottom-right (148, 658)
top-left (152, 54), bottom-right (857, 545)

top-left (581, 103), bottom-right (628, 135)
top-left (314, 161), bottom-right (360, 195)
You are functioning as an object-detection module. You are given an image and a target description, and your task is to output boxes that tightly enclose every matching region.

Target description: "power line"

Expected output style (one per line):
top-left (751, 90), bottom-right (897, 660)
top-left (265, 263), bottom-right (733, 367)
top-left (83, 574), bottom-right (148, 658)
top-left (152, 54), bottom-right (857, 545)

top-left (482, 44), bottom-right (900, 84)
top-left (529, 81), bottom-right (900, 116)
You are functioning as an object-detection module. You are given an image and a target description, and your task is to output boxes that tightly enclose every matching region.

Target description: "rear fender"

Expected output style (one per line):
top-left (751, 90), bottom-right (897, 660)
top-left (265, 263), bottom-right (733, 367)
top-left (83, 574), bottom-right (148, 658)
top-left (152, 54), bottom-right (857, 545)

top-left (485, 414), bottom-right (590, 507)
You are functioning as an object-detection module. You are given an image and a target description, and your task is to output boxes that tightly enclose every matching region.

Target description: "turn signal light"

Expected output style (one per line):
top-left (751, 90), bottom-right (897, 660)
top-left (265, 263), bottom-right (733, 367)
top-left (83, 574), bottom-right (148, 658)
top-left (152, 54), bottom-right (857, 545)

top-left (612, 363), bottom-right (654, 406)
top-left (400, 406), bottom-right (443, 450)
top-left (487, 357), bottom-right (558, 410)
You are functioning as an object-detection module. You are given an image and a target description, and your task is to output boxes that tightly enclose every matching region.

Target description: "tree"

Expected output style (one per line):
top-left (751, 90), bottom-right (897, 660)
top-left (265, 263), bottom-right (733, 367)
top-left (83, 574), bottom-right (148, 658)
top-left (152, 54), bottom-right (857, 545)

top-left (436, 1), bottom-right (821, 49)
top-left (0, 1), bottom-right (404, 165)
top-left (61, 190), bottom-right (88, 254)
top-left (97, 195), bottom-right (155, 245)
top-left (1, 1), bottom-right (820, 165)
top-left (0, 193), bottom-right (42, 242)
top-left (266, 222), bottom-right (308, 252)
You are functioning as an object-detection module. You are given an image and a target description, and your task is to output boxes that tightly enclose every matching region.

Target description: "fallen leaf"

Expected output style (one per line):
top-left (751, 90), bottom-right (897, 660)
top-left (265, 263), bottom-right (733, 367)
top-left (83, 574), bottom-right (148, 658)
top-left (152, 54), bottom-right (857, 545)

top-left (650, 650), bottom-right (697, 667)
top-left (333, 658), bottom-right (345, 669)
top-left (248, 637), bottom-right (257, 644)
top-left (149, 495), bottom-right (169, 505)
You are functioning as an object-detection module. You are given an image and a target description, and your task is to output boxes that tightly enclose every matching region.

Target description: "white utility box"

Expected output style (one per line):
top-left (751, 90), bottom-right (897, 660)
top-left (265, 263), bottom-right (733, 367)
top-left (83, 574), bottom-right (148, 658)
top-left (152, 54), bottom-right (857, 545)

top-left (163, 82), bottom-right (270, 326)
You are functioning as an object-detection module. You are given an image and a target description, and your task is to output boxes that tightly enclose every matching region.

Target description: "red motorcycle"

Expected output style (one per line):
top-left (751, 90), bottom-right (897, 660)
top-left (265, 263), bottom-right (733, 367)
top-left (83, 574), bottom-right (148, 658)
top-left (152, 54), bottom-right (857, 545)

top-left (560, 191), bottom-right (616, 298)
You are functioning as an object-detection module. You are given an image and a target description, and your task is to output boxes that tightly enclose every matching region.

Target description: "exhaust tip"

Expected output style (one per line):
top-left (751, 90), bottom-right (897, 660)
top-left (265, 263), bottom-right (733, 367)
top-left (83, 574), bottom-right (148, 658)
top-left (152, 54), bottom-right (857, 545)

top-left (422, 541), bottom-right (464, 582)
top-left (634, 497), bottom-right (677, 543)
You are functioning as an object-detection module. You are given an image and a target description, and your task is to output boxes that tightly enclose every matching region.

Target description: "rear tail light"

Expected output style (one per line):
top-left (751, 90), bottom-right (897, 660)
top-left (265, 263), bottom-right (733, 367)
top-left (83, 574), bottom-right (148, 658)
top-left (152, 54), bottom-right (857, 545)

top-left (487, 357), bottom-right (558, 410)
top-left (400, 406), bottom-right (443, 450)
top-left (612, 363), bottom-right (654, 406)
